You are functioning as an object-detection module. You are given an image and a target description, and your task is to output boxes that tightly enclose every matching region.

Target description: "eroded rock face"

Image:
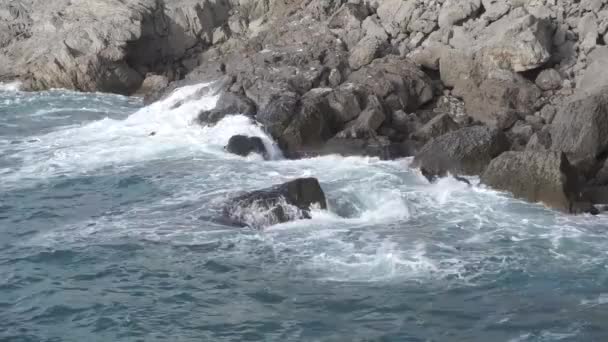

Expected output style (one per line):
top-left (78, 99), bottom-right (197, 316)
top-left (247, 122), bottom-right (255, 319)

top-left (550, 88), bottom-right (608, 170)
top-left (223, 178), bottom-right (327, 228)
top-left (481, 151), bottom-right (595, 214)
top-left (412, 126), bottom-right (510, 178)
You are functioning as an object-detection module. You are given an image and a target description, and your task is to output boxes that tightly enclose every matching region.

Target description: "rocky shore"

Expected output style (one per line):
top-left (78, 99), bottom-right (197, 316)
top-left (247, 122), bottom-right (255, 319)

top-left (3, 0), bottom-right (608, 215)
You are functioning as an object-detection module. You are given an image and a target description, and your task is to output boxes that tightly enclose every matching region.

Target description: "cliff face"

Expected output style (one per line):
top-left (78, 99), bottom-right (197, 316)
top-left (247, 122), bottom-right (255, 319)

top-left (3, 0), bottom-right (608, 213)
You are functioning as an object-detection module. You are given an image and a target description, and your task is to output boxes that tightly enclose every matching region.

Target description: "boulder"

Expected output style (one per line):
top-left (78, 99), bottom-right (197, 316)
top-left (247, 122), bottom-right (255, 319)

top-left (583, 186), bottom-right (608, 205)
top-left (439, 48), bottom-right (474, 88)
top-left (481, 151), bottom-right (596, 214)
top-left (225, 135), bottom-right (267, 159)
top-left (256, 92), bottom-right (299, 140)
top-left (197, 92), bottom-right (257, 125)
top-left (535, 69), bottom-right (562, 91)
top-left (348, 56), bottom-right (434, 112)
top-left (438, 0), bottom-right (482, 28)
top-left (223, 178), bottom-right (328, 228)
top-left (550, 88), bottom-right (608, 170)
top-left (589, 159), bottom-right (608, 186)
top-left (477, 13), bottom-right (553, 72)
top-left (348, 36), bottom-right (385, 70)
top-left (526, 126), bottom-right (552, 151)
top-left (278, 89), bottom-right (336, 156)
top-left (336, 95), bottom-right (385, 139)
top-left (326, 84), bottom-right (363, 125)
top-left (412, 126), bottom-right (510, 178)
top-left (454, 71), bottom-right (541, 129)
top-left (412, 113), bottom-right (459, 142)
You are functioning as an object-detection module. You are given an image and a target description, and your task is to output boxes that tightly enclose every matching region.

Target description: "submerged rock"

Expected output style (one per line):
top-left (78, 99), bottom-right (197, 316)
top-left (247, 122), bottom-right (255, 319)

top-left (225, 135), bottom-right (267, 159)
top-left (412, 126), bottom-right (510, 178)
top-left (223, 178), bottom-right (327, 228)
top-left (482, 151), bottom-right (596, 214)
top-left (197, 92), bottom-right (257, 125)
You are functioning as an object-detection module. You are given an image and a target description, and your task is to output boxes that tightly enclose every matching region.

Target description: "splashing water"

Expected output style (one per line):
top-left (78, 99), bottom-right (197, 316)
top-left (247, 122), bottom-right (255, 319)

top-left (1, 84), bottom-right (608, 341)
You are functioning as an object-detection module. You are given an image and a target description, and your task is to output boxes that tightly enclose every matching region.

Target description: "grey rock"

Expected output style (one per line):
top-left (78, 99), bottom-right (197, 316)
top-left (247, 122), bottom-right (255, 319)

top-left (550, 87), bottom-right (608, 170)
top-left (412, 113), bottom-right (459, 142)
top-left (481, 151), bottom-right (595, 214)
top-left (440, 49), bottom-right (474, 88)
top-left (337, 95), bottom-right (386, 138)
top-left (197, 92), bottom-right (257, 125)
top-left (454, 71), bottom-right (541, 129)
top-left (590, 159), bottom-right (608, 186)
top-left (223, 178), bottom-right (327, 228)
top-left (412, 126), bottom-right (510, 178)
top-left (349, 36), bottom-right (385, 70)
top-left (348, 56), bottom-right (434, 112)
top-left (540, 105), bottom-right (557, 124)
top-left (438, 0), bottom-right (482, 28)
top-left (535, 69), bottom-right (562, 91)
top-left (526, 126), bottom-right (553, 151)
top-left (477, 13), bottom-right (553, 72)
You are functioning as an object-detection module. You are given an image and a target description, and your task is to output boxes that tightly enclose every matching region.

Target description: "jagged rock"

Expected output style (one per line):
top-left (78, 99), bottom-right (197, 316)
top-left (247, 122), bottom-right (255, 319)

top-left (223, 178), bottom-right (327, 228)
top-left (349, 36), bottom-right (385, 70)
top-left (439, 49), bottom-right (474, 88)
top-left (536, 69), bottom-right (562, 91)
top-left (256, 92), bottom-right (299, 141)
top-left (376, 0), bottom-right (439, 36)
top-left (326, 84), bottom-right (364, 125)
top-left (526, 126), bottom-right (552, 151)
top-left (477, 13), bottom-right (553, 72)
top-left (409, 43), bottom-right (446, 70)
top-left (438, 0), bottom-right (482, 29)
top-left (0, 0), bottom-right (234, 94)
top-left (137, 74), bottom-right (169, 103)
top-left (197, 92), bottom-right (257, 125)
top-left (412, 126), bottom-right (510, 178)
top-left (225, 135), bottom-right (267, 159)
top-left (540, 104), bottom-right (557, 124)
top-left (278, 88), bottom-right (336, 156)
top-left (550, 87), bottom-right (608, 170)
top-left (337, 95), bottom-right (385, 138)
top-left (454, 71), bottom-right (541, 129)
top-left (578, 47), bottom-right (608, 92)
top-left (348, 56), bottom-right (434, 112)
top-left (412, 113), bottom-right (459, 142)
top-left (481, 0), bottom-right (510, 22)
top-left (481, 151), bottom-right (596, 214)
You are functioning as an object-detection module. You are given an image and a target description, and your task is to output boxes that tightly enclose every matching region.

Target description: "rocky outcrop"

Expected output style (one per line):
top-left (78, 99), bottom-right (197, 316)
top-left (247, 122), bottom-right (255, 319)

top-left (413, 126), bottom-right (510, 179)
top-left (481, 151), bottom-right (596, 214)
top-left (550, 88), bottom-right (608, 171)
top-left (225, 135), bottom-right (267, 159)
top-left (223, 178), bottom-right (327, 228)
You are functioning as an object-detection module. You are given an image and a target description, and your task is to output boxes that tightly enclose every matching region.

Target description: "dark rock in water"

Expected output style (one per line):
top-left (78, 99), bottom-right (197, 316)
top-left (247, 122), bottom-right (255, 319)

top-left (197, 92), bottom-right (257, 125)
top-left (225, 135), bottom-right (267, 159)
top-left (149, 131), bottom-right (157, 136)
top-left (223, 178), bottom-right (327, 228)
top-left (550, 87), bottom-right (608, 172)
top-left (583, 186), bottom-right (608, 205)
top-left (481, 151), bottom-right (597, 214)
top-left (589, 159), bottom-right (608, 186)
top-left (412, 126), bottom-right (510, 178)
top-left (298, 136), bottom-right (419, 160)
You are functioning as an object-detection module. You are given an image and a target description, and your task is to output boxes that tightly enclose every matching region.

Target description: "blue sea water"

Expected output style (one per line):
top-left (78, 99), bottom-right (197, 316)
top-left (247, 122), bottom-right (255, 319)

top-left (1, 83), bottom-right (608, 341)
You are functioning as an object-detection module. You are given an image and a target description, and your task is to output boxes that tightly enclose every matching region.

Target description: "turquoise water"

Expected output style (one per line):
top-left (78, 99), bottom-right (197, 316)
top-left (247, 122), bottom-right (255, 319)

top-left (2, 85), bottom-right (608, 341)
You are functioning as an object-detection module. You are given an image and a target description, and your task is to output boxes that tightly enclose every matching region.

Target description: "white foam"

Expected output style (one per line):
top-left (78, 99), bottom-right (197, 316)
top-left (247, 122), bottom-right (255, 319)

top-left (2, 82), bottom-right (283, 186)
top-left (0, 81), bottom-right (21, 92)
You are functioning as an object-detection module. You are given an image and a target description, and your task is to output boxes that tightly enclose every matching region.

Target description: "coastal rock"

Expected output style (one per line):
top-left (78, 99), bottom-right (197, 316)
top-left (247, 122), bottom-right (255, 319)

top-left (477, 13), bottom-right (553, 72)
top-left (481, 151), bottom-right (595, 214)
top-left (197, 92), bottom-right (257, 125)
top-left (412, 113), bottom-right (459, 142)
top-left (550, 88), bottom-right (608, 170)
top-left (300, 136), bottom-right (418, 160)
top-left (225, 135), bottom-right (267, 159)
top-left (454, 71), bottom-right (541, 129)
top-left (438, 0), bottom-right (482, 29)
top-left (223, 178), bottom-right (327, 228)
top-left (336, 95), bottom-right (385, 139)
top-left (348, 56), bottom-right (434, 112)
top-left (412, 126), bottom-right (510, 178)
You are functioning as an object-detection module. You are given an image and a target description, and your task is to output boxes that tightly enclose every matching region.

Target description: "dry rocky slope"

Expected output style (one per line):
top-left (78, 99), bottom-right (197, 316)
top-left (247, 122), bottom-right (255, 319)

top-left (3, 0), bottom-right (608, 213)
